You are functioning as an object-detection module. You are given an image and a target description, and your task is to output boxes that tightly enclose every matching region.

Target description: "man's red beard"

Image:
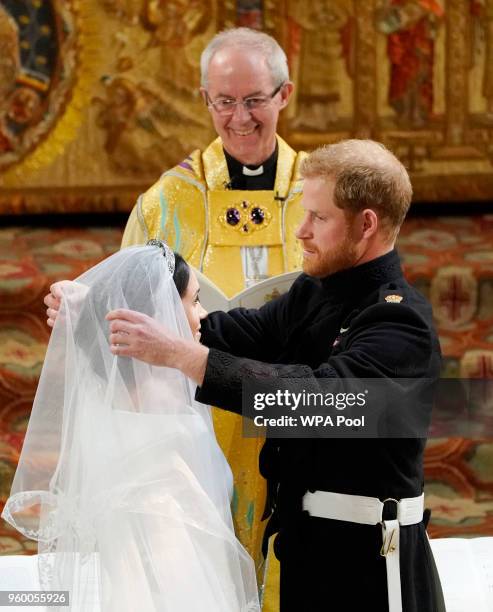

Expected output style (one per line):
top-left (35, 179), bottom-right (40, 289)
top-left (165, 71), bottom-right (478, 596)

top-left (301, 224), bottom-right (359, 279)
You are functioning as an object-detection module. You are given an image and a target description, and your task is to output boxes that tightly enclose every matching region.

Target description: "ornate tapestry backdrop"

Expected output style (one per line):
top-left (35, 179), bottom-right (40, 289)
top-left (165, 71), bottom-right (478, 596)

top-left (1, 0), bottom-right (493, 214)
top-left (0, 6), bottom-right (491, 611)
top-left (1, 218), bottom-right (493, 559)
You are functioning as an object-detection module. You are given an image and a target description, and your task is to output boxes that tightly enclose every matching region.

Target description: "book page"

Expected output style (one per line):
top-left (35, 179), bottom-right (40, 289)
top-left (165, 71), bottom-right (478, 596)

top-left (229, 271), bottom-right (300, 309)
top-left (430, 537), bottom-right (492, 612)
top-left (194, 268), bottom-right (300, 312)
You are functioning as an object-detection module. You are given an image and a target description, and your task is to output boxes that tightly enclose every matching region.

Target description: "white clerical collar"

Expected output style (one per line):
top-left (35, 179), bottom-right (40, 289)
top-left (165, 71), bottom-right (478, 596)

top-left (242, 165), bottom-right (264, 176)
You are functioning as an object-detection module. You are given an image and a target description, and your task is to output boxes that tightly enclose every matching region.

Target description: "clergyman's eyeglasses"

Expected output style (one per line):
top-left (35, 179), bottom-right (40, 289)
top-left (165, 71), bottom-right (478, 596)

top-left (205, 83), bottom-right (284, 115)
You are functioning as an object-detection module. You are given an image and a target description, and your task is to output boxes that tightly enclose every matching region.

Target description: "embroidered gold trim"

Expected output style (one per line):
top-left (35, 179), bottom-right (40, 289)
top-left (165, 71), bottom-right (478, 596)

top-left (385, 294), bottom-right (404, 303)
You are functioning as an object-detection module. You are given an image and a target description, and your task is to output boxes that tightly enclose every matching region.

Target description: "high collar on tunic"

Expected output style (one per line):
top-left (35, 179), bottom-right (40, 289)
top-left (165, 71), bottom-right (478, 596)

top-left (319, 249), bottom-right (403, 302)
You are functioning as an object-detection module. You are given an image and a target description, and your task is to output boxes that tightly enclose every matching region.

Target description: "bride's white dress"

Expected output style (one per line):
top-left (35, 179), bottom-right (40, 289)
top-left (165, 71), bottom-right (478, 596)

top-left (1, 246), bottom-right (259, 611)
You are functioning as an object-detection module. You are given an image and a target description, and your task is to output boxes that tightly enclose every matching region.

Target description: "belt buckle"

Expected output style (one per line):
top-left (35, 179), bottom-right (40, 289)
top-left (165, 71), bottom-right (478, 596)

top-left (380, 522), bottom-right (397, 557)
top-left (381, 497), bottom-right (399, 521)
top-left (380, 498), bottom-right (399, 557)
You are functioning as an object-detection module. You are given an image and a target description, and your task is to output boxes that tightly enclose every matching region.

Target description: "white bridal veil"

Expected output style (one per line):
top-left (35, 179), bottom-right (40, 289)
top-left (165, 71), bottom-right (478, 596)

top-left (2, 244), bottom-right (259, 612)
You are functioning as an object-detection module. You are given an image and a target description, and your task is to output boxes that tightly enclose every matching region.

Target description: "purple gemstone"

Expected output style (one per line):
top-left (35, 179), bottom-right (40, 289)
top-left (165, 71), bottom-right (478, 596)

top-left (226, 208), bottom-right (240, 226)
top-left (251, 207), bottom-right (265, 224)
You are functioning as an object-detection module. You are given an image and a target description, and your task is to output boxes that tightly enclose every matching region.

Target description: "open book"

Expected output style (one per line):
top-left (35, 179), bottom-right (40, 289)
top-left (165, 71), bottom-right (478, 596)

top-left (193, 268), bottom-right (300, 313)
top-left (430, 537), bottom-right (493, 612)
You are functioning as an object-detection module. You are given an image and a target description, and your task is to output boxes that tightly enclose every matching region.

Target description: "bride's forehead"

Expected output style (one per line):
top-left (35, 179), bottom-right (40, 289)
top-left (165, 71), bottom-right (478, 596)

top-left (185, 269), bottom-right (200, 294)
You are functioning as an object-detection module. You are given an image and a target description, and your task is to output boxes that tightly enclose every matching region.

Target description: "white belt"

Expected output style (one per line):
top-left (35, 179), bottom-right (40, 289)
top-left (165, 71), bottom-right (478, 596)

top-left (302, 490), bottom-right (424, 612)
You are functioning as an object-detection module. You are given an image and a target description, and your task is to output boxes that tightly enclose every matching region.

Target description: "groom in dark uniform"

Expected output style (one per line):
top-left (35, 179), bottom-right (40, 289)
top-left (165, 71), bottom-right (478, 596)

top-left (108, 138), bottom-right (445, 612)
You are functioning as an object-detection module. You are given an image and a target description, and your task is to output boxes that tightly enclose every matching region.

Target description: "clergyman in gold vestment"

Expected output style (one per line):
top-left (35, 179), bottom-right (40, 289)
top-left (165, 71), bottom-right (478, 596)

top-left (122, 28), bottom-right (306, 578)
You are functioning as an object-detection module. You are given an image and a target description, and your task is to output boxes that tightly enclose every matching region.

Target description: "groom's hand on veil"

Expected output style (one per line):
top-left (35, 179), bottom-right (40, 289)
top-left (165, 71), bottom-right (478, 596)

top-left (107, 309), bottom-right (209, 385)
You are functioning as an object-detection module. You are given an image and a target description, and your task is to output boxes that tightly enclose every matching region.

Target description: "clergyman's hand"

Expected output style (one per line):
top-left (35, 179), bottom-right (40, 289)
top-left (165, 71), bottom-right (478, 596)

top-left (106, 309), bottom-right (209, 385)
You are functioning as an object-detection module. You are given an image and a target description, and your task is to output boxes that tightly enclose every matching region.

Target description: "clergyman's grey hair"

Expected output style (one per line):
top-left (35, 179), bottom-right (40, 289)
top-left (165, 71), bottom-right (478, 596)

top-left (200, 27), bottom-right (289, 89)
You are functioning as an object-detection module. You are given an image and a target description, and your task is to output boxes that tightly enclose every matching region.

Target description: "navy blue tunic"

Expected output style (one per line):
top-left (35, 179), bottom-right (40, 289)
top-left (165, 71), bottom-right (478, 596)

top-left (197, 249), bottom-right (445, 612)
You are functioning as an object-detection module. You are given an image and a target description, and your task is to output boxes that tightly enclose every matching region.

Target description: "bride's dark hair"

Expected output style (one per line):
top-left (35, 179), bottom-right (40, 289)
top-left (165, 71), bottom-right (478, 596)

top-left (74, 247), bottom-right (190, 382)
top-left (172, 252), bottom-right (190, 298)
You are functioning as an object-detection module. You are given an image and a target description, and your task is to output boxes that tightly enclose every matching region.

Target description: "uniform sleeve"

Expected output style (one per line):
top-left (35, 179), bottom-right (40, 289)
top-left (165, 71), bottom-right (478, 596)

top-left (195, 302), bottom-right (440, 413)
top-left (121, 199), bottom-right (147, 248)
top-left (200, 289), bottom-right (290, 361)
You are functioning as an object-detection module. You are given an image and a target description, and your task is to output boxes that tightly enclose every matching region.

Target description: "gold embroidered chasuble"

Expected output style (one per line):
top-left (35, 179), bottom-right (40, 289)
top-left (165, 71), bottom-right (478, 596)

top-left (122, 135), bottom-right (306, 295)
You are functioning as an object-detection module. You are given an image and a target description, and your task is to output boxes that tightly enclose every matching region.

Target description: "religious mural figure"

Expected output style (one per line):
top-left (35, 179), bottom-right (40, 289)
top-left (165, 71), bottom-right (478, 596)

top-left (0, 0), bottom-right (76, 170)
top-left (470, 0), bottom-right (493, 115)
top-left (96, 0), bottom-right (215, 173)
top-left (287, 0), bottom-right (354, 130)
top-left (93, 76), bottom-right (207, 175)
top-left (141, 0), bottom-right (215, 129)
top-left (481, 1), bottom-right (493, 114)
top-left (377, 0), bottom-right (444, 127)
top-left (142, 0), bottom-right (212, 51)
top-left (0, 5), bottom-right (19, 101)
top-left (0, 4), bottom-right (20, 154)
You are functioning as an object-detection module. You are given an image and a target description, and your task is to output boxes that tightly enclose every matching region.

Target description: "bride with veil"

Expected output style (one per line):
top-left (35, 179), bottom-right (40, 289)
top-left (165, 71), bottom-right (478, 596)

top-left (2, 242), bottom-right (259, 611)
